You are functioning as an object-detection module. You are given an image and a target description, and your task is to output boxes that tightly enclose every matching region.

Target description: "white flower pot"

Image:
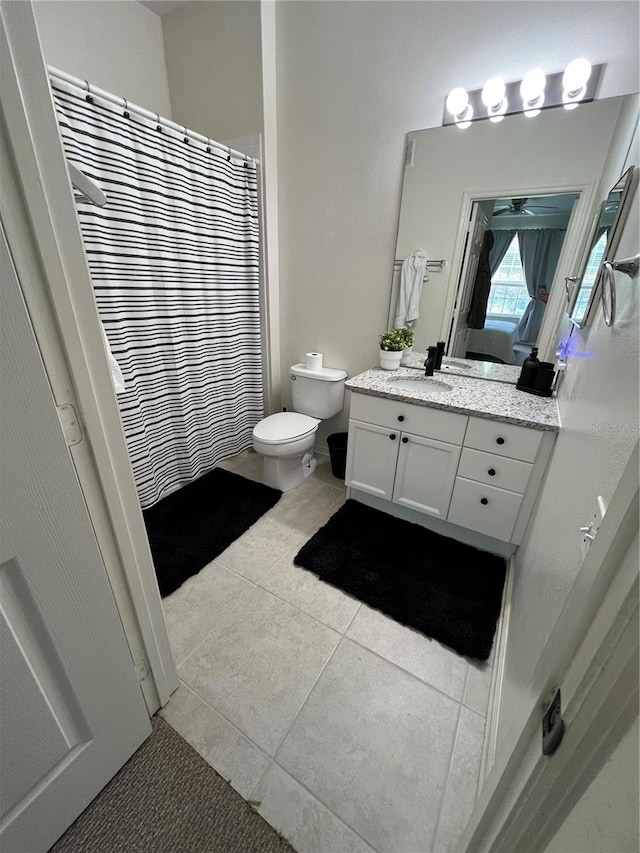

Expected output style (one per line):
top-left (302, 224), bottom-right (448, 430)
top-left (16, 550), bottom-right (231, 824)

top-left (379, 349), bottom-right (403, 370)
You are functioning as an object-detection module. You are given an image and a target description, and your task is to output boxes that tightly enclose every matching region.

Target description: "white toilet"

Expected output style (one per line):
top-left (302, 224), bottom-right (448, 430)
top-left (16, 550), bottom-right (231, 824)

top-left (252, 363), bottom-right (347, 491)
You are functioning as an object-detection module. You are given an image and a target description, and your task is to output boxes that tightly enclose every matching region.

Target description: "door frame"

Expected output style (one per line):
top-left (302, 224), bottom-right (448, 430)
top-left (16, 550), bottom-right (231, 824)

top-left (459, 442), bottom-right (638, 852)
top-left (1, 0), bottom-right (177, 712)
top-left (441, 181), bottom-right (596, 362)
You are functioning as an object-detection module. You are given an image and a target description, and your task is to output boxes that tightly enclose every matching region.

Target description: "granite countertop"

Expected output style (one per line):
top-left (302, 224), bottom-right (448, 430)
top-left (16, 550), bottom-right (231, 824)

top-left (401, 352), bottom-right (522, 384)
top-left (346, 367), bottom-right (560, 431)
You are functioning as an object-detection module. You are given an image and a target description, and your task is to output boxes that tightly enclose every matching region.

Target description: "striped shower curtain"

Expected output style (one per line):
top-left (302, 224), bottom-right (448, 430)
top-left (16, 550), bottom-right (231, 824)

top-left (51, 80), bottom-right (263, 508)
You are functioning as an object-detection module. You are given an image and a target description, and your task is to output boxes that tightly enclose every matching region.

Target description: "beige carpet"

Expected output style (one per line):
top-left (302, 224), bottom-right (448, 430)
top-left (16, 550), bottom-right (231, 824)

top-left (50, 717), bottom-right (294, 853)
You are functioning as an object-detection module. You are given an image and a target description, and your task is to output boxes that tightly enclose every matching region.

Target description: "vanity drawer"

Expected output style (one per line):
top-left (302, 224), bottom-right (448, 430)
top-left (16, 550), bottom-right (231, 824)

top-left (464, 416), bottom-right (543, 463)
top-left (447, 477), bottom-right (523, 542)
top-left (457, 448), bottom-right (532, 494)
top-left (350, 393), bottom-right (467, 444)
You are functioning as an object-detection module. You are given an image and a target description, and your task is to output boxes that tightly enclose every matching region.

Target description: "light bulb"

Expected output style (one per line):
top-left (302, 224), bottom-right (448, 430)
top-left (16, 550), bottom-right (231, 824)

top-left (520, 68), bottom-right (546, 102)
top-left (563, 58), bottom-right (591, 95)
top-left (481, 76), bottom-right (506, 108)
top-left (446, 87), bottom-right (469, 117)
top-left (456, 105), bottom-right (474, 129)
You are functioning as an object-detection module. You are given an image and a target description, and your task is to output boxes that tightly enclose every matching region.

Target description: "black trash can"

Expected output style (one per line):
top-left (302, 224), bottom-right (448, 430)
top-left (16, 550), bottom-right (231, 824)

top-left (327, 432), bottom-right (348, 480)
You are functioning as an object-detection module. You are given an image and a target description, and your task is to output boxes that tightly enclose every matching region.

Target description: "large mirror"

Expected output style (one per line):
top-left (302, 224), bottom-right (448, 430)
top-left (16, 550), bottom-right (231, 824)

top-left (389, 94), bottom-right (638, 379)
top-left (568, 165), bottom-right (640, 326)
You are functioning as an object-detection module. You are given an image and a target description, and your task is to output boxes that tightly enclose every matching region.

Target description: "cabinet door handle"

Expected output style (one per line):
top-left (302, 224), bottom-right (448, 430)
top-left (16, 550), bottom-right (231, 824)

top-left (480, 497), bottom-right (489, 505)
top-left (496, 437), bottom-right (505, 445)
top-left (389, 433), bottom-right (397, 441)
top-left (402, 436), bottom-right (409, 444)
top-left (488, 468), bottom-right (496, 476)
top-left (397, 415), bottom-right (405, 422)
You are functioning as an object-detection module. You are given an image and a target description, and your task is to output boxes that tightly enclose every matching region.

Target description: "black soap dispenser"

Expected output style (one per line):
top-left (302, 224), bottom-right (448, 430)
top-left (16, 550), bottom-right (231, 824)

top-left (517, 347), bottom-right (540, 391)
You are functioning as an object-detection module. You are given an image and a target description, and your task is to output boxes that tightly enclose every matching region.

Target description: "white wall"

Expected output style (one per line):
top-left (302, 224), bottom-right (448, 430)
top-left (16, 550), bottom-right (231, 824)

top-left (161, 1), bottom-right (262, 141)
top-left (543, 718), bottom-right (639, 853)
top-left (497, 115), bottom-right (639, 750)
top-left (32, 0), bottom-right (172, 117)
top-left (274, 1), bottom-right (640, 448)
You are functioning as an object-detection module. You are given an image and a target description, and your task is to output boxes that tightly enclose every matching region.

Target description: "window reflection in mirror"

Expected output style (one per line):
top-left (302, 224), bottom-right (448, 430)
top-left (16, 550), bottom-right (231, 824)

top-left (568, 165), bottom-right (638, 328)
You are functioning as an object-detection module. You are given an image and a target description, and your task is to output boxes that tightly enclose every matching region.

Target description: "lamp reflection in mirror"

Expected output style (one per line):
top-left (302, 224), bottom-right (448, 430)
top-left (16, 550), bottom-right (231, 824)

top-left (482, 76), bottom-right (508, 123)
top-left (563, 58), bottom-right (592, 110)
top-left (446, 87), bottom-right (473, 129)
top-left (521, 68), bottom-right (546, 118)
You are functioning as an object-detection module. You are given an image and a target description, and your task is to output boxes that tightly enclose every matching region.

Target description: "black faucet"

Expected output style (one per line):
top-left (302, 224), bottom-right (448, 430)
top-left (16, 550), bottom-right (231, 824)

top-left (424, 346), bottom-right (437, 377)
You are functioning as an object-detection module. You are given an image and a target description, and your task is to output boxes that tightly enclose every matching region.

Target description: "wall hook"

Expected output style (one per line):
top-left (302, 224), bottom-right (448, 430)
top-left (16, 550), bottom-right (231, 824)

top-left (155, 113), bottom-right (162, 133)
top-left (84, 80), bottom-right (93, 103)
top-left (206, 138), bottom-right (212, 154)
top-left (183, 126), bottom-right (189, 144)
top-left (122, 97), bottom-right (129, 119)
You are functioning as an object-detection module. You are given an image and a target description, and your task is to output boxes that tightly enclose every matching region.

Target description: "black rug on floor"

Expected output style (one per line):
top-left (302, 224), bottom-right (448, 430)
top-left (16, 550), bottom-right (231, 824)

top-left (294, 499), bottom-right (507, 661)
top-left (144, 468), bottom-right (282, 598)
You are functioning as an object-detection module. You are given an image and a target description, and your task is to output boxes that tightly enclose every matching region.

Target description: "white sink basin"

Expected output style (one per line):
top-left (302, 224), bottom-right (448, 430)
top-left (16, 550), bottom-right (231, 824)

top-left (387, 376), bottom-right (453, 393)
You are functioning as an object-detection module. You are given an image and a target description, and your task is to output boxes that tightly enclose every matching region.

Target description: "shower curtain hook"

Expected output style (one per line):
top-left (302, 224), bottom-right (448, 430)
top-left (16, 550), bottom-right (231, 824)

top-left (122, 97), bottom-right (130, 119)
top-left (206, 138), bottom-right (212, 154)
top-left (227, 145), bottom-right (232, 162)
top-left (183, 126), bottom-right (189, 144)
top-left (155, 113), bottom-right (162, 133)
top-left (243, 154), bottom-right (249, 168)
top-left (84, 80), bottom-right (93, 104)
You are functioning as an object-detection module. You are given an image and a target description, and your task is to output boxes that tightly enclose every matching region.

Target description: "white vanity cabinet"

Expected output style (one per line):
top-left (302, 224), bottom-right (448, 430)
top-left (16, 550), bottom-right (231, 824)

top-left (346, 391), bottom-right (556, 550)
top-left (346, 394), bottom-right (466, 519)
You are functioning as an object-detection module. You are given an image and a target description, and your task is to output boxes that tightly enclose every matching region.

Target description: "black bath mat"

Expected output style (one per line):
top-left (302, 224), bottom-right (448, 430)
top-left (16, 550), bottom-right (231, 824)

top-left (144, 468), bottom-right (282, 598)
top-left (294, 500), bottom-right (507, 661)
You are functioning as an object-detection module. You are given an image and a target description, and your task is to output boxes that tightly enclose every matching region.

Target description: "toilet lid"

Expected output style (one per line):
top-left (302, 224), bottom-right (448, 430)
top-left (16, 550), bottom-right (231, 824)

top-left (253, 412), bottom-right (319, 444)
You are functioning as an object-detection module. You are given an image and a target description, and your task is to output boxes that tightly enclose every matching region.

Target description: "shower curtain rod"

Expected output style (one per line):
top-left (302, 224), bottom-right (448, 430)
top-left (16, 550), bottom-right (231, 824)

top-left (47, 65), bottom-right (256, 165)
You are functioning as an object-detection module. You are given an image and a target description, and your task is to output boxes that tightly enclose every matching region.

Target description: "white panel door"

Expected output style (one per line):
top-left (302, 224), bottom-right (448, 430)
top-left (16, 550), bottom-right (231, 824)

top-left (392, 433), bottom-right (462, 518)
top-left (346, 421), bottom-right (400, 500)
top-left (0, 227), bottom-right (151, 853)
top-left (448, 205), bottom-right (490, 357)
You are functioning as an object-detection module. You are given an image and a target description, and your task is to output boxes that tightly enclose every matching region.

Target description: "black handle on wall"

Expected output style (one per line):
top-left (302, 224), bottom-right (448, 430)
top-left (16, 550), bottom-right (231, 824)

top-left (397, 415), bottom-right (405, 422)
top-left (390, 433), bottom-right (396, 441)
top-left (496, 437), bottom-right (505, 445)
top-left (488, 468), bottom-right (496, 476)
top-left (402, 437), bottom-right (409, 444)
top-left (481, 497), bottom-right (489, 505)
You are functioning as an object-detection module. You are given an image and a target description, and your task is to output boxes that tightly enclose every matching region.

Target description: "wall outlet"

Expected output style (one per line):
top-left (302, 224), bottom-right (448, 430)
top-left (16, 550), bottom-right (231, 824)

top-left (579, 495), bottom-right (607, 561)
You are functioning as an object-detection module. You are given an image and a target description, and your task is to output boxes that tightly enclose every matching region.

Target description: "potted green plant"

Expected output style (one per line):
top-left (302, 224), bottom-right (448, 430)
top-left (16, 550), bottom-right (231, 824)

top-left (379, 328), bottom-right (410, 370)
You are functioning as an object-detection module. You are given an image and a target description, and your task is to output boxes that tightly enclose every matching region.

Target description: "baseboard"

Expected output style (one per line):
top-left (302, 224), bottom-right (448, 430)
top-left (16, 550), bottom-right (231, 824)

top-left (479, 552), bottom-right (515, 788)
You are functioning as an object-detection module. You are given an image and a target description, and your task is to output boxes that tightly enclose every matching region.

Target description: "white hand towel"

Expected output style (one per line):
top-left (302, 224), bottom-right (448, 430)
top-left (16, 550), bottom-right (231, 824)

top-left (395, 249), bottom-right (428, 328)
top-left (100, 323), bottom-right (126, 394)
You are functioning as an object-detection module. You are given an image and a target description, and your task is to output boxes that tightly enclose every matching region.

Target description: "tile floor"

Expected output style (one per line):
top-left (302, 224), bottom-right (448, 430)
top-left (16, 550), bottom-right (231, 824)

top-left (159, 450), bottom-right (494, 853)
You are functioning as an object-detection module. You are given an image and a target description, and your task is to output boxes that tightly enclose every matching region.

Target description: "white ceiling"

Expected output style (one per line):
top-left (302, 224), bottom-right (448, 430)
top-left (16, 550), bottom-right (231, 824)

top-left (138, 0), bottom-right (190, 17)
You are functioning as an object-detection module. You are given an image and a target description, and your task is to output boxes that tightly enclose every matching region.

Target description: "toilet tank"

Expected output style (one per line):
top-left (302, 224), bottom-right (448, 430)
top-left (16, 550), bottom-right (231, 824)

top-left (290, 363), bottom-right (347, 419)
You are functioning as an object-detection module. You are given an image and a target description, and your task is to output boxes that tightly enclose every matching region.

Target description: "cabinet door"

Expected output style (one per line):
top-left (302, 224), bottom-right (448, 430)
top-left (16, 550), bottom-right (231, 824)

top-left (346, 420), bottom-right (399, 500)
top-left (392, 433), bottom-right (462, 518)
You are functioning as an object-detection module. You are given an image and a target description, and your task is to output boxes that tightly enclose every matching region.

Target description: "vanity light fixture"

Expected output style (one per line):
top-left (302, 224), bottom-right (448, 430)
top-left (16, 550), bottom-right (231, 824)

top-left (443, 60), bottom-right (602, 127)
top-left (482, 76), bottom-right (508, 122)
top-left (520, 68), bottom-right (546, 117)
top-left (562, 58), bottom-right (592, 110)
top-left (446, 87), bottom-right (474, 129)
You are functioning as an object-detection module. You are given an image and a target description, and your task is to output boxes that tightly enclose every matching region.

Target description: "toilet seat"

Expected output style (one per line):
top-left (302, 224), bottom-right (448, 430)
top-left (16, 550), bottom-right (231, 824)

top-left (252, 411), bottom-right (319, 445)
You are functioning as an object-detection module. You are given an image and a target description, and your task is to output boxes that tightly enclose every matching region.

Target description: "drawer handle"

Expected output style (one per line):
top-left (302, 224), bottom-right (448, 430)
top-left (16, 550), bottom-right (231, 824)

top-left (480, 497), bottom-right (489, 505)
top-left (488, 468), bottom-right (496, 476)
top-left (496, 437), bottom-right (505, 445)
top-left (402, 436), bottom-right (409, 444)
top-left (390, 433), bottom-right (397, 441)
top-left (397, 415), bottom-right (405, 422)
